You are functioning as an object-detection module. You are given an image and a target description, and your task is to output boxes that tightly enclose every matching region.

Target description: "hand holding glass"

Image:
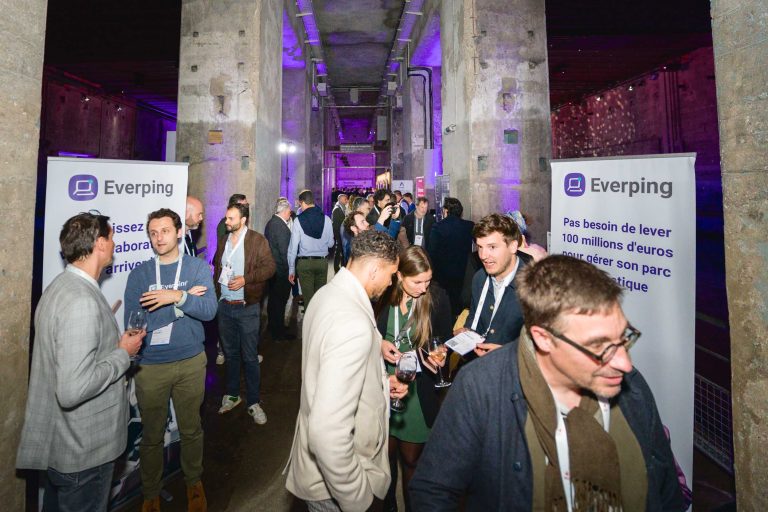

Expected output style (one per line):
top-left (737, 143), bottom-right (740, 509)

top-left (429, 337), bottom-right (451, 388)
top-left (391, 352), bottom-right (418, 413)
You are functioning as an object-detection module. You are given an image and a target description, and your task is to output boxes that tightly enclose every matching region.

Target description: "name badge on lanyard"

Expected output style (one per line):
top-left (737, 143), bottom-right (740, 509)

top-left (150, 255), bottom-right (183, 346)
top-left (218, 228), bottom-right (246, 286)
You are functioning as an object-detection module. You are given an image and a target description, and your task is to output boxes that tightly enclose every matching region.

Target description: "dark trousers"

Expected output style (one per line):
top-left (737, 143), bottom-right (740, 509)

top-left (43, 461), bottom-right (114, 512)
top-left (218, 301), bottom-right (261, 405)
top-left (267, 274), bottom-right (291, 339)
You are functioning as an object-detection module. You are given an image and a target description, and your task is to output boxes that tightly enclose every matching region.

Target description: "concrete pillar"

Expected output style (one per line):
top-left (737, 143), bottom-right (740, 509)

top-left (281, 67), bottom-right (310, 204)
top-left (440, 0), bottom-right (551, 240)
top-left (177, 0), bottom-right (283, 250)
top-left (0, 0), bottom-right (47, 508)
top-left (711, 1), bottom-right (768, 508)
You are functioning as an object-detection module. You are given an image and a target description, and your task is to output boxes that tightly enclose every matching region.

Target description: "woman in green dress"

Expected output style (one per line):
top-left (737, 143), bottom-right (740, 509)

top-left (375, 245), bottom-right (453, 511)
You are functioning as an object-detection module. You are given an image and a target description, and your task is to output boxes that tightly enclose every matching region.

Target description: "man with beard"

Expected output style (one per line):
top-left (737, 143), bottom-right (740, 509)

top-left (285, 230), bottom-right (409, 512)
top-left (287, 190), bottom-right (334, 307)
top-left (411, 256), bottom-right (684, 511)
top-left (213, 203), bottom-right (275, 423)
top-left (456, 213), bottom-right (532, 359)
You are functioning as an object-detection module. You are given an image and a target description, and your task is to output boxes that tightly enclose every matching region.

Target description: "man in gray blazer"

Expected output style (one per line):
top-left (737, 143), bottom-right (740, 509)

top-left (285, 230), bottom-right (408, 512)
top-left (17, 212), bottom-right (143, 511)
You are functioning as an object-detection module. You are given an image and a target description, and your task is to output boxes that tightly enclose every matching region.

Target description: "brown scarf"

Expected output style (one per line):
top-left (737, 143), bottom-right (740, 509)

top-left (518, 330), bottom-right (623, 511)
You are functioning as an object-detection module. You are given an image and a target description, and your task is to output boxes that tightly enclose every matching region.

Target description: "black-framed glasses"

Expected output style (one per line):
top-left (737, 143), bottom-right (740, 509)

top-left (541, 324), bottom-right (641, 365)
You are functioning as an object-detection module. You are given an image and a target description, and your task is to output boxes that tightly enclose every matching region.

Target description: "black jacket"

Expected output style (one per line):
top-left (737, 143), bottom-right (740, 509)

top-left (426, 216), bottom-right (474, 289)
top-left (331, 204), bottom-right (345, 245)
top-left (375, 285), bottom-right (453, 428)
top-left (264, 215), bottom-right (291, 277)
top-left (463, 252), bottom-right (532, 346)
top-left (409, 341), bottom-right (685, 511)
top-left (401, 212), bottom-right (435, 247)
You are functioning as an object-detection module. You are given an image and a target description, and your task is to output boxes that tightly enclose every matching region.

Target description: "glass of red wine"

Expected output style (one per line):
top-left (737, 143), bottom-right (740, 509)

top-left (391, 351), bottom-right (418, 413)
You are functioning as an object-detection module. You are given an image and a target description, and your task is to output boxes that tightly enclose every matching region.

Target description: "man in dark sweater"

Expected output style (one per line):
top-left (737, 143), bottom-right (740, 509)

top-left (124, 208), bottom-right (218, 512)
top-left (410, 256), bottom-right (684, 511)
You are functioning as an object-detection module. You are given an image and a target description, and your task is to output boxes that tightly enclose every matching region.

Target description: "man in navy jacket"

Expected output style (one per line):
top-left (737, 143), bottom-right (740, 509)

top-left (410, 256), bottom-right (684, 511)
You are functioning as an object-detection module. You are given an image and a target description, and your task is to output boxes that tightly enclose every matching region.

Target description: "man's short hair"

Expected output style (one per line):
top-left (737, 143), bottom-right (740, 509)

top-left (516, 255), bottom-right (624, 332)
top-left (350, 229), bottom-right (399, 264)
top-left (473, 213), bottom-right (522, 245)
top-left (373, 189), bottom-right (391, 203)
top-left (298, 189), bottom-right (314, 205)
top-left (147, 208), bottom-right (182, 231)
top-left (403, 192), bottom-right (414, 201)
top-left (59, 212), bottom-right (111, 263)
top-left (442, 197), bottom-right (463, 218)
top-left (394, 190), bottom-right (402, 198)
top-left (228, 193), bottom-right (247, 207)
top-left (227, 203), bottom-right (250, 222)
top-left (275, 198), bottom-right (291, 214)
top-left (343, 210), bottom-right (364, 237)
top-left (415, 195), bottom-right (428, 205)
top-left (337, 193), bottom-right (348, 200)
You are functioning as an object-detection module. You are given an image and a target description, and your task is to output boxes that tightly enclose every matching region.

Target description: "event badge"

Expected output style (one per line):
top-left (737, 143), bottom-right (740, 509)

top-left (150, 323), bottom-right (173, 345)
top-left (218, 264), bottom-right (233, 286)
top-left (402, 350), bottom-right (423, 373)
top-left (445, 330), bottom-right (484, 356)
top-left (414, 234), bottom-right (423, 246)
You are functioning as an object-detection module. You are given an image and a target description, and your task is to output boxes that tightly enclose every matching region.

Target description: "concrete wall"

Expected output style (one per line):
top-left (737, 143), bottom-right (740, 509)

top-left (0, 0), bottom-right (48, 508)
top-left (177, 0), bottom-right (283, 252)
top-left (711, 1), bottom-right (768, 508)
top-left (440, 0), bottom-right (551, 240)
top-left (281, 67), bottom-right (309, 204)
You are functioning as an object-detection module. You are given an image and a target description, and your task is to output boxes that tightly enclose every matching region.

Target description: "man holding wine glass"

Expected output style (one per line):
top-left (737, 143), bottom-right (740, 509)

top-left (17, 212), bottom-right (144, 511)
top-left (285, 230), bottom-right (409, 512)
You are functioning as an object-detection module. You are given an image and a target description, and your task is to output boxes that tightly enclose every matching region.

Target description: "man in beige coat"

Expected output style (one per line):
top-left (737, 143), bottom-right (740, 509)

top-left (286, 230), bottom-right (408, 512)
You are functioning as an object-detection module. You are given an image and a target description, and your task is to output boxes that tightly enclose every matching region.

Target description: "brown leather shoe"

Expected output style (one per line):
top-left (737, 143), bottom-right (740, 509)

top-left (141, 496), bottom-right (160, 512)
top-left (187, 481), bottom-right (207, 512)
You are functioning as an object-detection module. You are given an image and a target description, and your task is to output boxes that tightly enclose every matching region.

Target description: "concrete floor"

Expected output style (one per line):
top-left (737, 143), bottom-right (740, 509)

top-left (120, 281), bottom-right (734, 511)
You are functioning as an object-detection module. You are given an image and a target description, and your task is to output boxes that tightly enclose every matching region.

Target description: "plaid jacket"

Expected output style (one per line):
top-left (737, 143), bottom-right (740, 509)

top-left (17, 267), bottom-right (130, 472)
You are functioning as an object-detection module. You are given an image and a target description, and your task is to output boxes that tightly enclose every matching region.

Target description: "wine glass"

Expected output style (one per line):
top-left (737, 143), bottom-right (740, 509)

top-left (127, 310), bottom-right (147, 335)
top-left (429, 337), bottom-right (451, 388)
top-left (391, 352), bottom-right (418, 413)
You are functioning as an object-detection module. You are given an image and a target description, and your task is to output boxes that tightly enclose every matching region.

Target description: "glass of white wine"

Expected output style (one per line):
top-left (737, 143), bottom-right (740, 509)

top-left (429, 337), bottom-right (451, 388)
top-left (127, 310), bottom-right (147, 335)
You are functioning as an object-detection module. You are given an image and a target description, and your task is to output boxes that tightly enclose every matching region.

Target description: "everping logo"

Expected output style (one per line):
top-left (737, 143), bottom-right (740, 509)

top-left (68, 174), bottom-right (98, 201)
top-left (564, 172), bottom-right (586, 197)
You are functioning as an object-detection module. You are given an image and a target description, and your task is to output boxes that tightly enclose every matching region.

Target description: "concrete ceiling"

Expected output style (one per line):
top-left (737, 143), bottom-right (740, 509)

top-left (42, 0), bottom-right (713, 117)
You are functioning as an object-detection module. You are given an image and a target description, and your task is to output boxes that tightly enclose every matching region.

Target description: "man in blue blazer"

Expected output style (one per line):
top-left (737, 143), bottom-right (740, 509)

top-left (458, 213), bottom-right (530, 359)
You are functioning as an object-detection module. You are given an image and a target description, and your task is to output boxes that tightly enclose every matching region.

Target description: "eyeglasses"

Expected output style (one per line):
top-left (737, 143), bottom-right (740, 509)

top-left (540, 324), bottom-right (641, 365)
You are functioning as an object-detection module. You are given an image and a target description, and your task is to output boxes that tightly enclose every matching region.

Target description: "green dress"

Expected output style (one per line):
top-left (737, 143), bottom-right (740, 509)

top-left (385, 302), bottom-right (431, 443)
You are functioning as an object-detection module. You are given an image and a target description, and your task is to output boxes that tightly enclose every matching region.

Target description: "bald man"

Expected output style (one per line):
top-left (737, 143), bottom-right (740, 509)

top-left (184, 196), bottom-right (204, 257)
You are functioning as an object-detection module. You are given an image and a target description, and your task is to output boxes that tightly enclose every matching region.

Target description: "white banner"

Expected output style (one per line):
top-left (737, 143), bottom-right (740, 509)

top-left (550, 154), bottom-right (696, 484)
top-left (391, 179), bottom-right (414, 195)
top-left (43, 157), bottom-right (188, 329)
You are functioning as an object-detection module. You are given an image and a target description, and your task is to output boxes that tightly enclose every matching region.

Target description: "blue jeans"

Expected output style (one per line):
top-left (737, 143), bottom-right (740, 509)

top-left (43, 461), bottom-right (114, 512)
top-left (218, 301), bottom-right (261, 405)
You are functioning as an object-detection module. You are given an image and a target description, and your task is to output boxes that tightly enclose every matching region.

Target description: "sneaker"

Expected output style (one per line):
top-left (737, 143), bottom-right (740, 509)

top-left (218, 395), bottom-right (241, 414)
top-left (248, 403), bottom-right (267, 425)
top-left (216, 352), bottom-right (225, 365)
top-left (258, 354), bottom-right (264, 363)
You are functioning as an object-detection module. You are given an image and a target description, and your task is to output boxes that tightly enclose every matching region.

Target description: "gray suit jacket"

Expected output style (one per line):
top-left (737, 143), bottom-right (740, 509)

top-left (17, 266), bottom-right (130, 473)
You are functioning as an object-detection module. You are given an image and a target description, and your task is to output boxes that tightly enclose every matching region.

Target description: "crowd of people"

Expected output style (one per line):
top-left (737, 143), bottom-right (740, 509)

top-left (16, 187), bottom-right (689, 512)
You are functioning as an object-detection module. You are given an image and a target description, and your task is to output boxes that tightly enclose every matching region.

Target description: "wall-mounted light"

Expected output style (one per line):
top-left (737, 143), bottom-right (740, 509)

top-left (278, 141), bottom-right (297, 154)
top-left (444, 124), bottom-right (457, 134)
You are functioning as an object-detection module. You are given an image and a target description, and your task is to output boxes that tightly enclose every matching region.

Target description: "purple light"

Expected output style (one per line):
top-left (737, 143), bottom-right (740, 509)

top-left (58, 151), bottom-right (95, 158)
top-left (282, 10), bottom-right (306, 69)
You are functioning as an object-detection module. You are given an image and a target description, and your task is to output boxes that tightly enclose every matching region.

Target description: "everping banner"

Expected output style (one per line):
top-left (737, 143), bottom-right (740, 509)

top-left (550, 154), bottom-right (696, 486)
top-left (43, 157), bottom-right (189, 509)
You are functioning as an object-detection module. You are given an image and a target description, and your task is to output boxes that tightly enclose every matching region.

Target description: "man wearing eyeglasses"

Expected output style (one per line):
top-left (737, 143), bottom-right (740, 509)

top-left (411, 255), bottom-right (684, 511)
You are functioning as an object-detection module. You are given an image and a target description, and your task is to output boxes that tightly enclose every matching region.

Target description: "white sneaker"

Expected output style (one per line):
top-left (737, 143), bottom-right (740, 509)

top-left (248, 403), bottom-right (267, 425)
top-left (218, 395), bottom-right (241, 414)
top-left (258, 354), bottom-right (263, 363)
top-left (216, 352), bottom-right (225, 365)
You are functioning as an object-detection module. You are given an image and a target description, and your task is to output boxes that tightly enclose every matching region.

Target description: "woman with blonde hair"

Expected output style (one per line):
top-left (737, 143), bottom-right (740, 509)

top-left (375, 245), bottom-right (452, 511)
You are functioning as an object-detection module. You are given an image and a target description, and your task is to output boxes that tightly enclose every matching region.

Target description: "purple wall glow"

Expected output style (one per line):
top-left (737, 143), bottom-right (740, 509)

top-left (282, 9), bottom-right (305, 70)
